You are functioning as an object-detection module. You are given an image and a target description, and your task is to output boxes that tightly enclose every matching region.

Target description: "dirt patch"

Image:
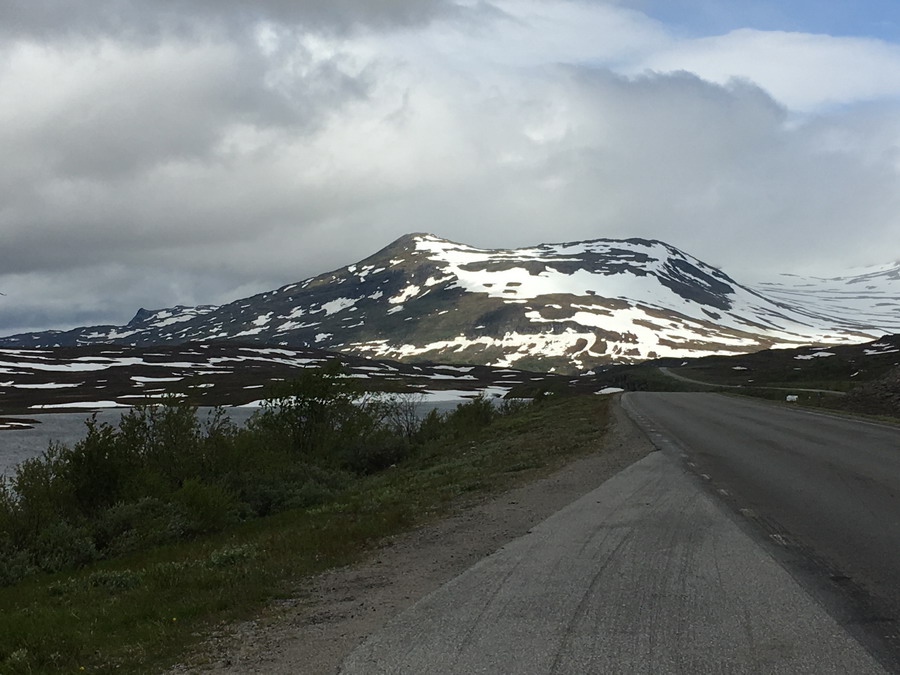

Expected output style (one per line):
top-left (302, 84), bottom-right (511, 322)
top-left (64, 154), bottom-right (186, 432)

top-left (166, 397), bottom-right (652, 674)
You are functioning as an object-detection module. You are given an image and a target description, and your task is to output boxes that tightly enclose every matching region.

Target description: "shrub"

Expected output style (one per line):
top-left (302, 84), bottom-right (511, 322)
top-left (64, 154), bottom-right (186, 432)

top-left (445, 395), bottom-right (496, 437)
top-left (379, 392), bottom-right (425, 441)
top-left (499, 397), bottom-right (532, 416)
top-left (245, 477), bottom-right (338, 516)
top-left (116, 402), bottom-right (202, 488)
top-left (7, 444), bottom-right (73, 542)
top-left (416, 408), bottom-right (446, 443)
top-left (0, 536), bottom-right (35, 587)
top-left (248, 361), bottom-right (378, 460)
top-left (207, 544), bottom-right (258, 569)
top-left (93, 497), bottom-right (186, 557)
top-left (0, 365), bottom-right (449, 584)
top-left (172, 479), bottom-right (240, 535)
top-left (342, 432), bottom-right (412, 475)
top-left (31, 520), bottom-right (98, 573)
top-left (59, 417), bottom-right (132, 518)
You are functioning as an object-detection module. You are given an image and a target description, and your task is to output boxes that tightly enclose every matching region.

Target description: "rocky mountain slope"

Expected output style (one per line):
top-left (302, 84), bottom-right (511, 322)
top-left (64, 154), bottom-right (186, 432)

top-left (2, 234), bottom-right (896, 372)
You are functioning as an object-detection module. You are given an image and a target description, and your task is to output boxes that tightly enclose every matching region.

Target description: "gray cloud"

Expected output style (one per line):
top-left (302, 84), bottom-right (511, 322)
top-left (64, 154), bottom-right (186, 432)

top-left (0, 0), bottom-right (471, 42)
top-left (2, 1), bottom-right (900, 335)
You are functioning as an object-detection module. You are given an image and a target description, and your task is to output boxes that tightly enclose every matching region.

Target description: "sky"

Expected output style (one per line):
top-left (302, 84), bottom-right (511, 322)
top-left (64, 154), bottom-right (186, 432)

top-left (2, 0), bottom-right (900, 335)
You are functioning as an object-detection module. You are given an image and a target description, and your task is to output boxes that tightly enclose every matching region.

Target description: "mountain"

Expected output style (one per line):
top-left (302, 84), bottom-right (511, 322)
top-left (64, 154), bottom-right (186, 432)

top-left (0, 342), bottom-right (587, 414)
top-left (1, 234), bottom-right (896, 373)
top-left (752, 262), bottom-right (900, 334)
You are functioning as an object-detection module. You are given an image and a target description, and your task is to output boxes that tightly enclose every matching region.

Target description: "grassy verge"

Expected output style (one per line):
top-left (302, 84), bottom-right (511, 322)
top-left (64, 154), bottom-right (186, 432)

top-left (0, 394), bottom-right (609, 674)
top-left (725, 391), bottom-right (900, 425)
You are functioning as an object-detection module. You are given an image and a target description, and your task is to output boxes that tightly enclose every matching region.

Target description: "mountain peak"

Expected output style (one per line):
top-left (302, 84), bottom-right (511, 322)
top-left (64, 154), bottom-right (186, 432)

top-left (2, 234), bottom-right (897, 371)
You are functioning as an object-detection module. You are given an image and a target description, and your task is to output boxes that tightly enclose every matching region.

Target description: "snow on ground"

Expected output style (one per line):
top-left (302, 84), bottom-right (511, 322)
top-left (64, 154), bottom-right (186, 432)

top-left (409, 235), bottom-right (880, 350)
top-left (11, 382), bottom-right (81, 389)
top-left (753, 262), bottom-right (900, 335)
top-left (0, 421), bottom-right (33, 429)
top-left (415, 386), bottom-right (511, 402)
top-left (30, 401), bottom-right (128, 409)
top-left (389, 285), bottom-right (421, 304)
top-left (863, 341), bottom-right (900, 355)
top-left (319, 298), bottom-right (359, 315)
top-left (349, 319), bottom-right (751, 369)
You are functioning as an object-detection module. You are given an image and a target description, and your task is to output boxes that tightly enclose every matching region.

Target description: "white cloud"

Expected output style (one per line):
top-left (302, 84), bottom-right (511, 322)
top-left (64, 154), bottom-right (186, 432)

top-left (635, 28), bottom-right (900, 111)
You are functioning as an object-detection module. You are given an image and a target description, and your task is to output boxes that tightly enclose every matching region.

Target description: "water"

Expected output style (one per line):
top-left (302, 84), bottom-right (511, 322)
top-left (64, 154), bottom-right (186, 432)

top-left (0, 401), bottom-right (466, 478)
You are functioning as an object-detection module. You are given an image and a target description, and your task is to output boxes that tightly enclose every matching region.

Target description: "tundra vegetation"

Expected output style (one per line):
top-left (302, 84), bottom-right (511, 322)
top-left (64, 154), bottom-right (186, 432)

top-left (0, 362), bottom-right (609, 674)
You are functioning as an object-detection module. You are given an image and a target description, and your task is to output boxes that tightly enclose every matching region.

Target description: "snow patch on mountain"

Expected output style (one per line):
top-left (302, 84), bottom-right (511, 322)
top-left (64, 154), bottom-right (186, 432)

top-left (1, 233), bottom-right (897, 372)
top-left (753, 261), bottom-right (900, 335)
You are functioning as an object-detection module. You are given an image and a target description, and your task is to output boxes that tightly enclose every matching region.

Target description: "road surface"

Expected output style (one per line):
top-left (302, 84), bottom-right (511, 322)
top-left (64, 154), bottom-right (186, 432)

top-left (658, 366), bottom-right (847, 395)
top-left (625, 392), bottom-right (900, 669)
top-left (341, 393), bottom-right (896, 674)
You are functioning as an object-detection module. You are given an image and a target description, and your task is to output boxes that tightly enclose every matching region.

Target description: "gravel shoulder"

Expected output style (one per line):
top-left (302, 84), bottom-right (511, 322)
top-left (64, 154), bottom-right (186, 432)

top-left (167, 397), bottom-right (651, 674)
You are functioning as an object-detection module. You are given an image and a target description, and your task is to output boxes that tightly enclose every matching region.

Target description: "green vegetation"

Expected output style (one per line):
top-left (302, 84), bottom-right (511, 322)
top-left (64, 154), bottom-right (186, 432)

top-left (603, 363), bottom-right (710, 392)
top-left (0, 364), bottom-right (610, 674)
top-left (604, 345), bottom-right (900, 421)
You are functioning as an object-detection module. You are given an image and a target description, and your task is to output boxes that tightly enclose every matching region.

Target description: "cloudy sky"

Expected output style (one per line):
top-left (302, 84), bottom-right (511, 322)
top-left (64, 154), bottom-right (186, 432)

top-left (2, 0), bottom-right (900, 335)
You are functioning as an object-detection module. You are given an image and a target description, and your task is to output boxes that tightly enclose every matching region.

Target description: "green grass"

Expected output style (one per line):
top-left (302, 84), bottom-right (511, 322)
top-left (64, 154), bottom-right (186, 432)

top-left (726, 391), bottom-right (900, 424)
top-left (0, 394), bottom-right (609, 675)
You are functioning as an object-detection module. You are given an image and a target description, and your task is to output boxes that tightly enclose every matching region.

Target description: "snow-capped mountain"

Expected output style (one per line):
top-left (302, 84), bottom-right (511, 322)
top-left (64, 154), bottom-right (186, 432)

top-left (752, 262), bottom-right (900, 335)
top-left (1, 234), bottom-right (894, 372)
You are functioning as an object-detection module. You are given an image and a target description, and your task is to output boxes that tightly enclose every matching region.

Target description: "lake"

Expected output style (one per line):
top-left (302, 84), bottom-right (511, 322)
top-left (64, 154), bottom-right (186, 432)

top-left (0, 401), bottom-right (468, 478)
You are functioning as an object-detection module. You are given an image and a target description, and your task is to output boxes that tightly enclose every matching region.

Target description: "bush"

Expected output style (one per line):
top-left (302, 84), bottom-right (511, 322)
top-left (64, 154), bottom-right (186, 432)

top-left (7, 444), bottom-right (73, 542)
top-left (499, 398), bottom-right (532, 416)
top-left (32, 520), bottom-right (97, 574)
top-left (379, 392), bottom-right (425, 441)
top-left (248, 361), bottom-right (371, 459)
top-left (1, 365), bottom-right (504, 584)
top-left (445, 395), bottom-right (496, 437)
top-left (172, 479), bottom-right (240, 535)
top-left (60, 416), bottom-right (131, 518)
top-left (93, 497), bottom-right (187, 557)
top-left (0, 536), bottom-right (35, 587)
top-left (207, 544), bottom-right (258, 569)
top-left (342, 432), bottom-right (412, 475)
top-left (236, 474), bottom-right (339, 517)
top-left (416, 408), bottom-right (446, 443)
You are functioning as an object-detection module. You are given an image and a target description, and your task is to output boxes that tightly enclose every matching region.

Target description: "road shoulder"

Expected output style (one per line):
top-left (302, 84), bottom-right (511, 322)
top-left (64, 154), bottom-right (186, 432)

top-left (167, 398), bottom-right (650, 674)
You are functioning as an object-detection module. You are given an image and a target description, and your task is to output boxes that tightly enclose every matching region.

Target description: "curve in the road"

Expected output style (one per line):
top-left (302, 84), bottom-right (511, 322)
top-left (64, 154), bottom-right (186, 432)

top-left (658, 366), bottom-right (848, 395)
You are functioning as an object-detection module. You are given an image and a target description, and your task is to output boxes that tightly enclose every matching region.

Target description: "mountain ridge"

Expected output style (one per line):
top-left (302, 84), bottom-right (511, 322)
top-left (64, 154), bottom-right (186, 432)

top-left (2, 233), bottom-right (897, 373)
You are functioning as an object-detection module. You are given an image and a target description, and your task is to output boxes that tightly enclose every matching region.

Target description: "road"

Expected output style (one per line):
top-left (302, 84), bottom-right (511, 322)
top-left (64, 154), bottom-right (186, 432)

top-left (624, 392), bottom-right (900, 668)
top-left (658, 366), bottom-right (848, 395)
top-left (341, 393), bottom-right (896, 674)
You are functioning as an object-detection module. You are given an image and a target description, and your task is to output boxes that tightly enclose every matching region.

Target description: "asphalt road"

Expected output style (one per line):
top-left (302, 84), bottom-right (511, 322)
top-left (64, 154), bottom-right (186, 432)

top-left (341, 394), bottom-right (893, 674)
top-left (624, 392), bottom-right (900, 669)
top-left (658, 366), bottom-right (848, 395)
